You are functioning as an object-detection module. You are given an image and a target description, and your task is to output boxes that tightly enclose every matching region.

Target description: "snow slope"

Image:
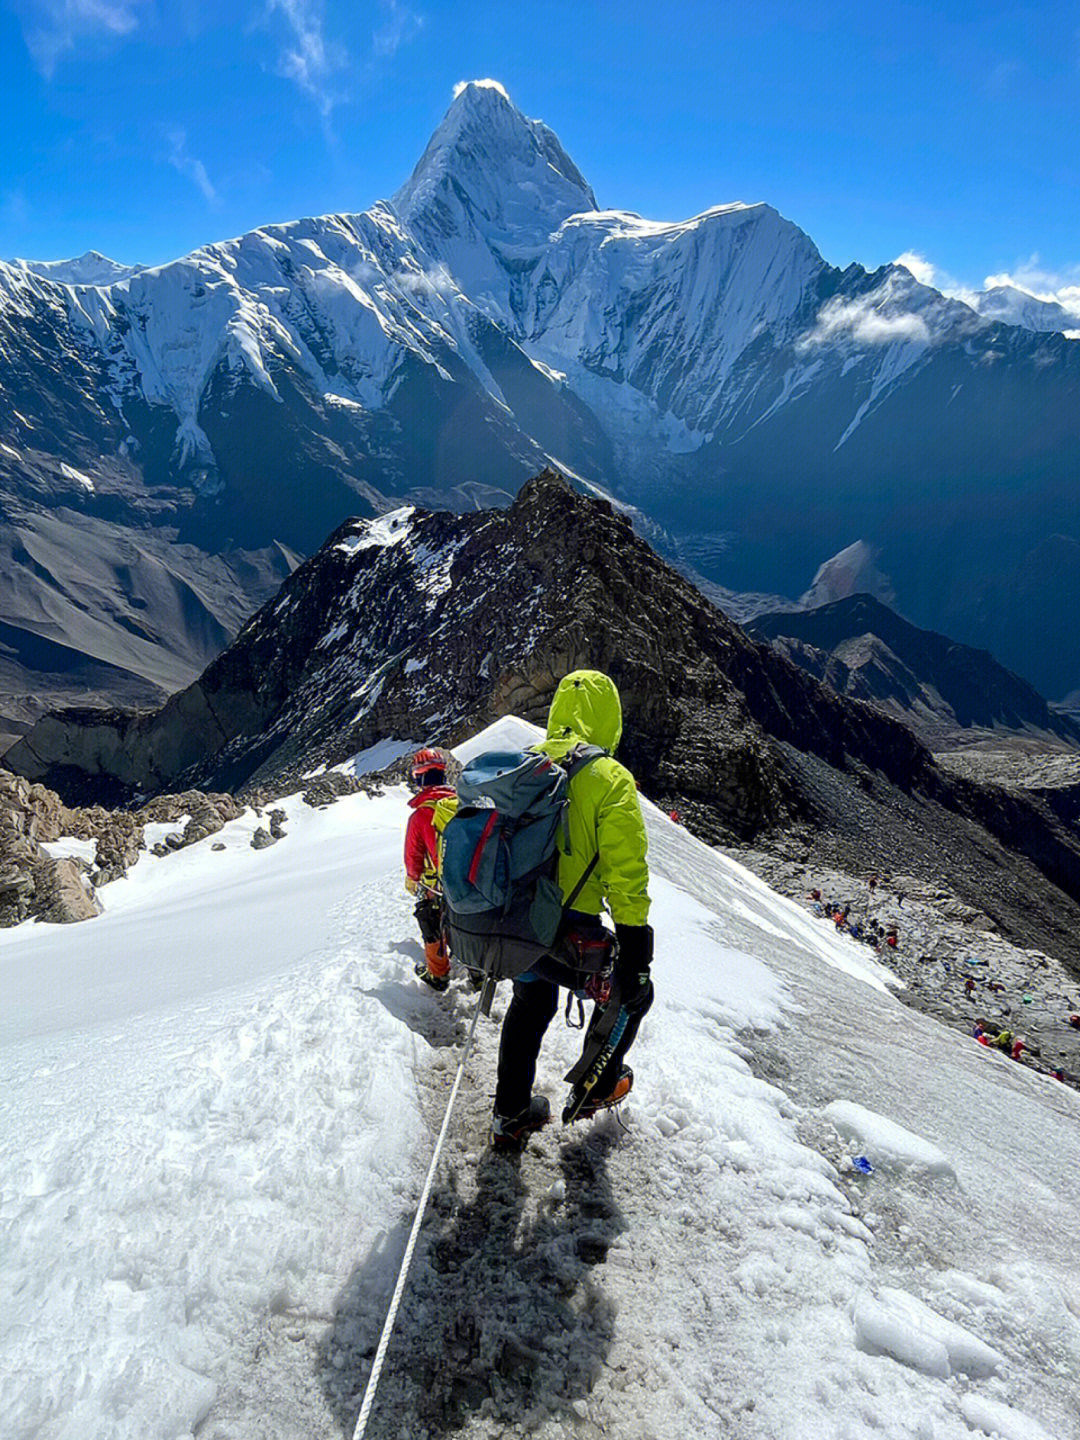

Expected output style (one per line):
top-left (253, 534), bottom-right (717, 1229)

top-left (10, 251), bottom-right (144, 287)
top-left (2, 716), bottom-right (1078, 1440)
top-left (966, 284), bottom-right (1080, 337)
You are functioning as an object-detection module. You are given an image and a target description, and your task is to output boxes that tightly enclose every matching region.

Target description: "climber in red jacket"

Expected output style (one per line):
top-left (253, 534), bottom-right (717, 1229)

top-left (404, 749), bottom-right (455, 991)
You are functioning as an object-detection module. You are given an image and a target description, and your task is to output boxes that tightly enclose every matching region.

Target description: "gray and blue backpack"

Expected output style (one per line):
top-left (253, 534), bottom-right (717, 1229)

top-left (441, 744), bottom-right (606, 980)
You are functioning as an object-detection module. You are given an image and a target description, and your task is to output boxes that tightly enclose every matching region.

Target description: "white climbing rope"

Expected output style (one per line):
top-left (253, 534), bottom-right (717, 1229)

top-left (350, 991), bottom-right (486, 1440)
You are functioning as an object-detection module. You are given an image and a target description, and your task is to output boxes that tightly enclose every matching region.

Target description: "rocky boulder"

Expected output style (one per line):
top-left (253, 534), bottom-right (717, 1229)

top-left (0, 770), bottom-right (249, 926)
top-left (30, 856), bottom-right (102, 923)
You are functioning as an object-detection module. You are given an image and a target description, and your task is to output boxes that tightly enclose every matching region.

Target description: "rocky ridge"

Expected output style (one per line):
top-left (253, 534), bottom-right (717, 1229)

top-left (8, 471), bottom-right (1080, 970)
top-left (751, 594), bottom-right (1080, 748)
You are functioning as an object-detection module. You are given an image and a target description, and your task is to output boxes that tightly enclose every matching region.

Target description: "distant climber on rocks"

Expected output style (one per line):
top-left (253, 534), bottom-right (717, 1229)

top-left (488, 670), bottom-right (654, 1151)
top-left (404, 748), bottom-right (455, 991)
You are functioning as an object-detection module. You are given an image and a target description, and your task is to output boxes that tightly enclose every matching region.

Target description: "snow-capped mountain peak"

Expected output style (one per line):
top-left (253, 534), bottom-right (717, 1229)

top-left (394, 80), bottom-right (597, 258)
top-left (11, 249), bottom-right (144, 287)
top-left (968, 283), bottom-right (1080, 336)
top-left (5, 82), bottom-right (1080, 713)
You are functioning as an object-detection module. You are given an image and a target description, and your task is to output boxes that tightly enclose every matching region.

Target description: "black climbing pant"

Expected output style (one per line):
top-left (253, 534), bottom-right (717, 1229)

top-left (494, 963), bottom-right (653, 1120)
top-left (414, 894), bottom-right (442, 945)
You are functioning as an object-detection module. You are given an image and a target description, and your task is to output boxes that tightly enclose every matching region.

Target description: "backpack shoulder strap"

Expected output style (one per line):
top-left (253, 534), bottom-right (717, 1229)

top-left (563, 852), bottom-right (600, 910)
top-left (554, 742), bottom-right (608, 888)
top-left (560, 742), bottom-right (608, 781)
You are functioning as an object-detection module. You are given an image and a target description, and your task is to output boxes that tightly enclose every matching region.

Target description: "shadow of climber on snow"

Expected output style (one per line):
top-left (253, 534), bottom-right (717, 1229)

top-left (320, 1126), bottom-right (626, 1437)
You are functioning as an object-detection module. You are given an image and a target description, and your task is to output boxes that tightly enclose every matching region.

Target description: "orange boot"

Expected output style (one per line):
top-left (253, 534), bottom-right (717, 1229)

top-left (417, 938), bottom-right (451, 991)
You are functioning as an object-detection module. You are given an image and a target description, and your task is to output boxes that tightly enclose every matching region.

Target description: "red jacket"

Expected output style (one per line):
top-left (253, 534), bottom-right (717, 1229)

top-left (405, 786), bottom-right (456, 885)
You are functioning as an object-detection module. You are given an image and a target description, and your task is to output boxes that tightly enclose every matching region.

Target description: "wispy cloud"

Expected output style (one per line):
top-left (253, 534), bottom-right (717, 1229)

top-left (372, 0), bottom-right (422, 60)
top-left (267, 0), bottom-right (348, 119)
top-left (167, 129), bottom-right (218, 205)
top-left (799, 290), bottom-right (931, 350)
top-left (1, 188), bottom-right (31, 228)
top-left (19, 0), bottom-right (148, 77)
top-left (393, 260), bottom-right (455, 298)
top-left (893, 250), bottom-right (939, 288)
top-left (891, 250), bottom-right (979, 303)
top-left (452, 78), bottom-right (509, 101)
top-left (897, 248), bottom-right (1080, 319)
top-left (982, 255), bottom-right (1080, 314)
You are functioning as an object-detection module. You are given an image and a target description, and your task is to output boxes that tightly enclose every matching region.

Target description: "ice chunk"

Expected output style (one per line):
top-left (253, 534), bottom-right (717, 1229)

top-left (854, 1287), bottom-right (1002, 1378)
top-left (824, 1100), bottom-right (956, 1179)
top-left (960, 1392), bottom-right (1061, 1440)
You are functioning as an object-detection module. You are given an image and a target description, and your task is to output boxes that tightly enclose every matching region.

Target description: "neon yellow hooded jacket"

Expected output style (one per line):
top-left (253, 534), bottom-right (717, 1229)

top-left (535, 670), bottom-right (650, 926)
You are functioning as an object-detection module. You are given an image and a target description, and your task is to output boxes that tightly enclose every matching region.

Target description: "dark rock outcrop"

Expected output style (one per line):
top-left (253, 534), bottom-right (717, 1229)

top-left (8, 472), bottom-right (935, 839)
top-left (9, 471), bottom-right (1080, 968)
top-left (752, 594), bottom-right (1080, 747)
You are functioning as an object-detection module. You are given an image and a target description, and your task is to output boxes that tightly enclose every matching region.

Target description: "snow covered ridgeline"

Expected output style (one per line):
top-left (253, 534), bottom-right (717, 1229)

top-left (2, 716), bottom-right (1078, 1440)
top-left (6, 80), bottom-right (1080, 707)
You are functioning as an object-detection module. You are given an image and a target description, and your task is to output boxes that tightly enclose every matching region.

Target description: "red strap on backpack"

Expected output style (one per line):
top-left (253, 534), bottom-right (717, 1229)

top-left (468, 811), bottom-right (500, 886)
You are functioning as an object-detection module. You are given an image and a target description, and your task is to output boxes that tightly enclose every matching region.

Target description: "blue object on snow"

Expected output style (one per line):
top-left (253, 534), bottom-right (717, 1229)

top-left (851, 1155), bottom-right (874, 1175)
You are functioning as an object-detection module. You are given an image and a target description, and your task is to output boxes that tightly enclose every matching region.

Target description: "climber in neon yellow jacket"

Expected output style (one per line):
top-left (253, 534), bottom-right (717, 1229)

top-left (535, 669), bottom-right (651, 927)
top-left (493, 669), bottom-right (654, 1148)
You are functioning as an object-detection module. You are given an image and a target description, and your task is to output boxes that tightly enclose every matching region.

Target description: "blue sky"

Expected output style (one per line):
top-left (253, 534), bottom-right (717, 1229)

top-left (2, 0), bottom-right (1078, 300)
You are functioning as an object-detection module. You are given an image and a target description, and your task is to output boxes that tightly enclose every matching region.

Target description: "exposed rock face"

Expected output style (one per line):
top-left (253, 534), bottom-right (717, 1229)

top-left (8, 472), bottom-right (935, 840)
top-left (0, 769), bottom-right (72, 844)
top-left (752, 594), bottom-right (1080, 747)
top-left (32, 857), bottom-right (101, 923)
top-left (0, 768), bottom-right (245, 926)
top-left (10, 471), bottom-right (1080, 968)
top-left (1, 769), bottom-right (77, 925)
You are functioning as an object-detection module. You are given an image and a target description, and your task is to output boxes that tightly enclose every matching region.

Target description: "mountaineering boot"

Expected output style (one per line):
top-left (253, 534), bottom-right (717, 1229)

top-left (414, 961), bottom-right (450, 992)
top-left (575, 1065), bottom-right (633, 1121)
top-left (416, 937), bottom-right (451, 991)
top-left (491, 1095), bottom-right (551, 1152)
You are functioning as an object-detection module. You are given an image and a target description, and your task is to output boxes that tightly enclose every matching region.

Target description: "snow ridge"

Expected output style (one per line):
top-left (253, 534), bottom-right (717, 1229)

top-left (4, 81), bottom-right (1028, 489)
top-left (2, 718), bottom-right (1078, 1440)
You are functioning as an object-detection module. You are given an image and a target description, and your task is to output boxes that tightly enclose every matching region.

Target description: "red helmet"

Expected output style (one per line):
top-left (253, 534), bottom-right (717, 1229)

top-left (411, 748), bottom-right (446, 780)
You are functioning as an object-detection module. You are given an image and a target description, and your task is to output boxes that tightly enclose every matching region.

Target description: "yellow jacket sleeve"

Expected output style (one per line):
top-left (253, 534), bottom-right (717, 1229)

top-left (594, 762), bottom-right (651, 925)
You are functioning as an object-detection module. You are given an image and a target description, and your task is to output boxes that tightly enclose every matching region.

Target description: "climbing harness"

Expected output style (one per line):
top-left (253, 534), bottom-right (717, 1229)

top-left (350, 987), bottom-right (486, 1440)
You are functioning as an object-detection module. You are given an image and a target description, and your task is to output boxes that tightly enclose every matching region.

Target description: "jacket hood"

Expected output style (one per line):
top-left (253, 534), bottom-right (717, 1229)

top-left (544, 670), bottom-right (623, 753)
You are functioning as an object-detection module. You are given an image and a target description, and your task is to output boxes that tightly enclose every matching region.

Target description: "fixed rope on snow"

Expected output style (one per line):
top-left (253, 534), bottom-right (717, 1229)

top-left (350, 989), bottom-right (486, 1440)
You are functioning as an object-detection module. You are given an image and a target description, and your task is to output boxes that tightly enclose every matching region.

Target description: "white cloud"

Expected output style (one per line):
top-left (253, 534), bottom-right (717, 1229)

top-left (893, 251), bottom-right (938, 287)
top-left (394, 261), bottom-right (456, 298)
top-left (892, 250), bottom-right (977, 303)
top-left (453, 78), bottom-right (510, 101)
top-left (800, 292), bottom-right (931, 350)
top-left (20, 0), bottom-right (148, 76)
top-left (372, 0), bottom-right (422, 60)
top-left (267, 0), bottom-right (347, 118)
top-left (167, 129), bottom-right (217, 205)
top-left (891, 249), bottom-right (1080, 321)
